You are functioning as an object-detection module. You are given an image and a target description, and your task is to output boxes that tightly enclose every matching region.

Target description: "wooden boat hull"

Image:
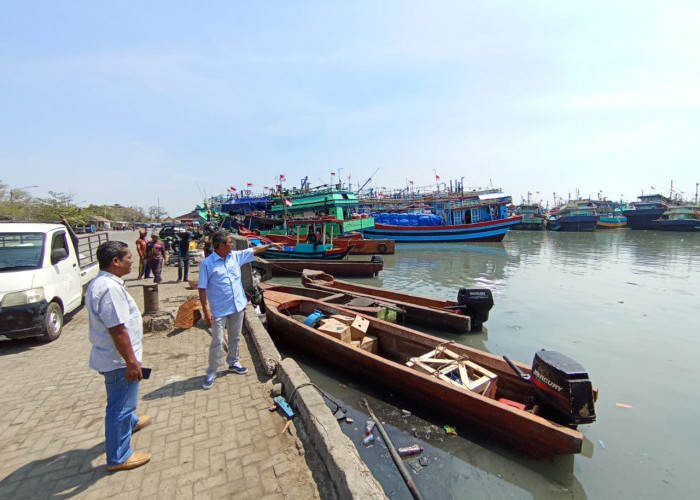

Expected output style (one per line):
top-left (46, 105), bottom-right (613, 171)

top-left (361, 216), bottom-right (521, 242)
top-left (263, 292), bottom-right (587, 457)
top-left (302, 270), bottom-right (472, 333)
top-left (259, 245), bottom-right (352, 260)
top-left (266, 233), bottom-right (395, 255)
top-left (253, 259), bottom-right (383, 278)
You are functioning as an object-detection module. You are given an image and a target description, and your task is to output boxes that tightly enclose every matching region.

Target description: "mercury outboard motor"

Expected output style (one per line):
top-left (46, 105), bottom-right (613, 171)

top-left (529, 350), bottom-right (596, 426)
top-left (456, 288), bottom-right (494, 332)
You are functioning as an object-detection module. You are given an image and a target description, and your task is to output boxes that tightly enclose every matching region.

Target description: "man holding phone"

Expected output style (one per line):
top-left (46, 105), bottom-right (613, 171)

top-left (87, 241), bottom-right (151, 471)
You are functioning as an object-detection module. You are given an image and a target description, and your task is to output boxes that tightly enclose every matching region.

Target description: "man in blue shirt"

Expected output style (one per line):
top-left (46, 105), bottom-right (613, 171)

top-left (198, 230), bottom-right (281, 389)
top-left (87, 241), bottom-right (151, 471)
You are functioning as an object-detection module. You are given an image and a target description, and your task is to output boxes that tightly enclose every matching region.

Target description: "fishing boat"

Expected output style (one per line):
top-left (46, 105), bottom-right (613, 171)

top-left (512, 203), bottom-right (546, 230)
top-left (263, 289), bottom-right (597, 457)
top-left (546, 200), bottom-right (598, 232)
top-left (361, 191), bottom-right (522, 243)
top-left (252, 258), bottom-right (383, 278)
top-left (301, 269), bottom-right (493, 332)
top-left (259, 217), bottom-right (395, 255)
top-left (247, 235), bottom-right (353, 260)
top-left (650, 205), bottom-right (700, 231)
top-left (622, 193), bottom-right (677, 230)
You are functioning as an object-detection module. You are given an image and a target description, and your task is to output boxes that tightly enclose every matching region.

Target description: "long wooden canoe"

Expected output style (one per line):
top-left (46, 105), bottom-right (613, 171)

top-left (301, 269), bottom-right (474, 332)
top-left (263, 289), bottom-right (594, 458)
top-left (258, 282), bottom-right (405, 319)
top-left (254, 259), bottom-right (383, 278)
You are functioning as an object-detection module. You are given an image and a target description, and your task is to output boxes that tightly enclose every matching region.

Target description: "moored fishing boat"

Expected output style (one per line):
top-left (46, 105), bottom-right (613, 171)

top-left (512, 203), bottom-right (546, 230)
top-left (546, 200), bottom-right (598, 232)
top-left (301, 269), bottom-right (493, 332)
top-left (650, 205), bottom-right (700, 231)
top-left (361, 191), bottom-right (521, 243)
top-left (261, 217), bottom-right (395, 255)
top-left (622, 193), bottom-right (675, 230)
top-left (263, 290), bottom-right (597, 457)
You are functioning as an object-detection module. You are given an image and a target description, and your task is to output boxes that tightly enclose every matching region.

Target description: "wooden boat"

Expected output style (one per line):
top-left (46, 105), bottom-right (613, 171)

top-left (650, 205), bottom-right (700, 231)
top-left (252, 258), bottom-right (383, 278)
top-left (546, 200), bottom-right (598, 232)
top-left (622, 193), bottom-right (676, 230)
top-left (263, 290), bottom-right (597, 457)
top-left (260, 217), bottom-right (395, 255)
top-left (512, 203), bottom-right (546, 230)
top-left (301, 269), bottom-right (494, 332)
top-left (257, 282), bottom-right (401, 319)
top-left (248, 235), bottom-right (354, 260)
top-left (361, 191), bottom-right (521, 242)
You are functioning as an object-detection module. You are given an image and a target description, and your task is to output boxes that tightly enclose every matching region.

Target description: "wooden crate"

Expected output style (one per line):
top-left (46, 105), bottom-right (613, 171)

top-left (318, 318), bottom-right (351, 343)
top-left (406, 346), bottom-right (498, 397)
top-left (350, 315), bottom-right (370, 341)
top-left (330, 314), bottom-right (355, 326)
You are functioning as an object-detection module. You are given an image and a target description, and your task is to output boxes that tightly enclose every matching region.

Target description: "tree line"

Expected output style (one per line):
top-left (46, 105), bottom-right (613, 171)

top-left (0, 180), bottom-right (168, 224)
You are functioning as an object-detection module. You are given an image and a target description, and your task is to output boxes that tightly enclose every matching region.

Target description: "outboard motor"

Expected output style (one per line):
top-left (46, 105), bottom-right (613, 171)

top-left (371, 254), bottom-right (384, 264)
top-left (529, 350), bottom-right (596, 426)
top-left (456, 288), bottom-right (494, 332)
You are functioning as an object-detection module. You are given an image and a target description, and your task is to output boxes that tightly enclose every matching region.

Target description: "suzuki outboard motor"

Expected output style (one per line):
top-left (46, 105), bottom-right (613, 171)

top-left (530, 350), bottom-right (596, 426)
top-left (456, 288), bottom-right (494, 332)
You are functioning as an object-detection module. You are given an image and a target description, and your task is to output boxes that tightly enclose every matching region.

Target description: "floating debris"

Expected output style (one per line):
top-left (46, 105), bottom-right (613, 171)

top-left (398, 444), bottom-right (424, 456)
top-left (401, 409), bottom-right (412, 417)
top-left (365, 417), bottom-right (376, 435)
top-left (599, 439), bottom-right (607, 449)
top-left (345, 417), bottom-right (354, 424)
top-left (616, 402), bottom-right (634, 409)
top-left (443, 425), bottom-right (457, 435)
top-left (363, 434), bottom-right (375, 445)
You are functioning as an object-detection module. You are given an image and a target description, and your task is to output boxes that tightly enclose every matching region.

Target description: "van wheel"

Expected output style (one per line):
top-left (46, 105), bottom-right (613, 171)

top-left (41, 302), bottom-right (64, 342)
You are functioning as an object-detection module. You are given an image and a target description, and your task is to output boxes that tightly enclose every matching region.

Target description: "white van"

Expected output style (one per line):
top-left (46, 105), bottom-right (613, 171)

top-left (0, 222), bottom-right (108, 341)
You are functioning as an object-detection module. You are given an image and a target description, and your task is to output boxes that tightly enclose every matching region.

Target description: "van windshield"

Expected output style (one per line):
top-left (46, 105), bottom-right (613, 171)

top-left (0, 233), bottom-right (45, 270)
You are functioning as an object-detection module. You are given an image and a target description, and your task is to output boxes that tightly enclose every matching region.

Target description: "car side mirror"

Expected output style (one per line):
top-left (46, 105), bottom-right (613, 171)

top-left (51, 248), bottom-right (68, 265)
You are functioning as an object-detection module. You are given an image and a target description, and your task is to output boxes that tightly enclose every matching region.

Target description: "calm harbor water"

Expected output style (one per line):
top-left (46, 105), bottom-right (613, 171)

top-left (279, 229), bottom-right (699, 499)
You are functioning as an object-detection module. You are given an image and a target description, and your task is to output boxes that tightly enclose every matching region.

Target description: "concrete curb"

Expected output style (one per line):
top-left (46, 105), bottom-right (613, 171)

top-left (243, 307), bottom-right (387, 500)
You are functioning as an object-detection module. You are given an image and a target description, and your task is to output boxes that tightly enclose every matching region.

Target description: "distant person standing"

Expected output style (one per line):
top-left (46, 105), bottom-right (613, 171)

top-left (198, 231), bottom-right (281, 389)
top-left (176, 231), bottom-right (191, 282)
top-left (146, 234), bottom-right (167, 283)
top-left (86, 241), bottom-right (151, 471)
top-left (135, 228), bottom-right (148, 279)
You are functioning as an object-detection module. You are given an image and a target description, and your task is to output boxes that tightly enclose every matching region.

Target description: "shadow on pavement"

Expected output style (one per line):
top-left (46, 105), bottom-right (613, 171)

top-left (0, 443), bottom-right (106, 500)
top-left (142, 376), bottom-right (208, 400)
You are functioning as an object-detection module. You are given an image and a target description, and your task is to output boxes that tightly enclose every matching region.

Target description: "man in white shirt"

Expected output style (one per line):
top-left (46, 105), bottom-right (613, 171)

top-left (86, 240), bottom-right (151, 471)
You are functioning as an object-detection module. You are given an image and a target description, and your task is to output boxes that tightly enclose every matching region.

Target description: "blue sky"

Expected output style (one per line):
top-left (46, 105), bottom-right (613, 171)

top-left (2, 1), bottom-right (699, 217)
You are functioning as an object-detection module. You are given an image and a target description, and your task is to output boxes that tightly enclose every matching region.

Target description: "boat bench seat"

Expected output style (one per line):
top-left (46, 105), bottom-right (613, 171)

top-left (406, 346), bottom-right (498, 398)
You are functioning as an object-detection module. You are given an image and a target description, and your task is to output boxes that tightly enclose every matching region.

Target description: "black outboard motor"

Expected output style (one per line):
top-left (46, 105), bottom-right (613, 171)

top-left (529, 350), bottom-right (596, 426)
top-left (456, 288), bottom-right (494, 332)
top-left (371, 254), bottom-right (384, 264)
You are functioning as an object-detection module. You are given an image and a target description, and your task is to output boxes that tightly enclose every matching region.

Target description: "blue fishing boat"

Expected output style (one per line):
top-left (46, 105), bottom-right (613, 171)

top-left (650, 205), bottom-right (700, 231)
top-left (622, 194), bottom-right (675, 230)
top-left (361, 191), bottom-right (521, 242)
top-left (546, 200), bottom-right (598, 232)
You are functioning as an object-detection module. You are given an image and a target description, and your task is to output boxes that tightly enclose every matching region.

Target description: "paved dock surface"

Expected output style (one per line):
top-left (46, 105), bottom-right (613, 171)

top-left (0, 252), bottom-right (321, 499)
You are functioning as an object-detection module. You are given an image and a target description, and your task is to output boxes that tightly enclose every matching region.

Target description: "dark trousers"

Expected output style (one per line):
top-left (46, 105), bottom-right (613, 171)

top-left (177, 255), bottom-right (189, 281)
top-left (151, 259), bottom-right (163, 283)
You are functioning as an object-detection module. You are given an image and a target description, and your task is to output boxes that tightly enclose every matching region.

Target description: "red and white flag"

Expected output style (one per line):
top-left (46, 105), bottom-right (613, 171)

top-left (230, 186), bottom-right (236, 191)
top-left (435, 174), bottom-right (440, 180)
top-left (247, 183), bottom-right (253, 187)
top-left (330, 172), bottom-right (336, 176)
top-left (284, 198), bottom-right (293, 206)
top-left (280, 174), bottom-right (286, 181)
